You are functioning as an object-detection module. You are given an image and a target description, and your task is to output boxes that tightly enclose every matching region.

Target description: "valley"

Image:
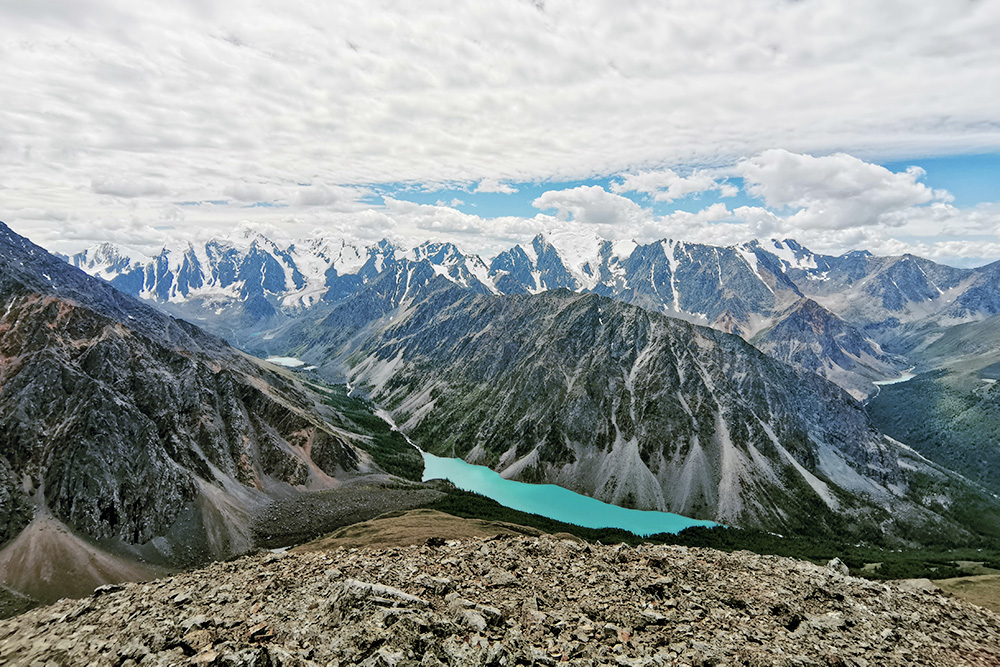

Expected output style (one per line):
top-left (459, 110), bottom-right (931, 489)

top-left (0, 223), bottom-right (435, 612)
top-left (66, 231), bottom-right (1000, 401)
top-left (5, 3), bottom-right (999, 662)
top-left (43, 224), bottom-right (1000, 545)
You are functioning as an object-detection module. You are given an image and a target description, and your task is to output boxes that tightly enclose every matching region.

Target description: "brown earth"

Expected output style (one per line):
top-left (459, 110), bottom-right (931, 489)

top-left (0, 517), bottom-right (169, 605)
top-left (936, 574), bottom-right (1000, 614)
top-left (292, 508), bottom-right (544, 552)
top-left (250, 481), bottom-right (446, 548)
top-left (0, 481), bottom-right (446, 620)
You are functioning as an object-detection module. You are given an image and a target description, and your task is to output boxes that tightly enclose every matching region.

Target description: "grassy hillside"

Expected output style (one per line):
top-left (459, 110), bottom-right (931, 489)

top-left (312, 382), bottom-right (425, 482)
top-left (868, 371), bottom-right (1000, 498)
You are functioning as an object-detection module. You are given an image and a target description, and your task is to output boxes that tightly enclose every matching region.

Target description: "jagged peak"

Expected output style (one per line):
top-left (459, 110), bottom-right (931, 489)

top-left (404, 240), bottom-right (464, 264)
top-left (532, 229), bottom-right (636, 289)
top-left (755, 238), bottom-right (819, 271)
top-left (217, 223), bottom-right (294, 254)
top-left (369, 238), bottom-right (398, 254)
top-left (73, 241), bottom-right (151, 270)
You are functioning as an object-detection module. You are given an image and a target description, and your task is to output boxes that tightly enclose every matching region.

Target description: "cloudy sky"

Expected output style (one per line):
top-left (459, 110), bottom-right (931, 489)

top-left (2, 0), bottom-right (999, 265)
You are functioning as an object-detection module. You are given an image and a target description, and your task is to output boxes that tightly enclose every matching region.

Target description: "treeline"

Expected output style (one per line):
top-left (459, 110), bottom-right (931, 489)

top-left (317, 383), bottom-right (425, 482)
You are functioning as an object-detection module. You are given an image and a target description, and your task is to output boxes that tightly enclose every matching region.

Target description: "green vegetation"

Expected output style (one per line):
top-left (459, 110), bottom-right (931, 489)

top-left (868, 372), bottom-right (1000, 497)
top-left (300, 379), bottom-right (1000, 581)
top-left (425, 488), bottom-right (1000, 582)
top-left (424, 488), bottom-right (643, 544)
top-left (315, 383), bottom-right (424, 482)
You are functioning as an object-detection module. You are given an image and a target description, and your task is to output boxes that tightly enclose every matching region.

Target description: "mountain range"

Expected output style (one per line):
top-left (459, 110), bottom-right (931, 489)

top-left (0, 222), bottom-right (429, 607)
top-left (66, 230), bottom-right (1000, 399)
top-left (256, 272), bottom-right (1000, 542)
top-left (0, 220), bottom-right (992, 552)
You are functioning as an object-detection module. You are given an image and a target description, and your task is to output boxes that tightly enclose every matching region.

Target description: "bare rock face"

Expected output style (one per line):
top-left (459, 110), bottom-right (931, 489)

top-left (0, 223), bottom-right (425, 605)
top-left (337, 285), bottom-right (994, 543)
top-left (1, 534), bottom-right (997, 666)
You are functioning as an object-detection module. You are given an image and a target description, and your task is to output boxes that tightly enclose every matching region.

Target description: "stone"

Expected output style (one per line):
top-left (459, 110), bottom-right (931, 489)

top-left (91, 584), bottom-right (124, 597)
top-left (456, 609), bottom-right (487, 632)
top-left (485, 568), bottom-right (517, 587)
top-left (897, 579), bottom-right (941, 595)
top-left (826, 558), bottom-right (850, 576)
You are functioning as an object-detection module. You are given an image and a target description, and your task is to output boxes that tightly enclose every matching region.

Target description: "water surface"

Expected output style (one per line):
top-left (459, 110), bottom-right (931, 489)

top-left (422, 452), bottom-right (715, 536)
top-left (265, 356), bottom-right (305, 368)
top-left (873, 368), bottom-right (916, 386)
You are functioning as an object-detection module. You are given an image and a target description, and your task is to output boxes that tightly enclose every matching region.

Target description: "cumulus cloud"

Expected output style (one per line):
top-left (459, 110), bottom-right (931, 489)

top-left (532, 186), bottom-right (648, 226)
top-left (737, 149), bottom-right (951, 230)
top-left (475, 178), bottom-right (519, 194)
top-left (2, 2), bottom-right (999, 266)
top-left (11, 170), bottom-right (999, 270)
top-left (293, 184), bottom-right (367, 209)
top-left (223, 182), bottom-right (280, 203)
top-left (3, 2), bottom-right (1000, 240)
top-left (612, 169), bottom-right (737, 202)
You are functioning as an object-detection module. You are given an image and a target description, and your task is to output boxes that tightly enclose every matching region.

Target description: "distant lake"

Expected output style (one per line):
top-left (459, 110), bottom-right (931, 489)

top-left (265, 356), bottom-right (305, 367)
top-left (264, 356), bottom-right (317, 371)
top-left (873, 368), bottom-right (916, 386)
top-left (421, 452), bottom-right (715, 536)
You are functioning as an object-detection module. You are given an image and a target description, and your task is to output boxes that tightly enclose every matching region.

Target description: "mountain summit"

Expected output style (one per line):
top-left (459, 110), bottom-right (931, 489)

top-left (263, 274), bottom-right (1000, 542)
top-left (68, 232), bottom-right (1000, 398)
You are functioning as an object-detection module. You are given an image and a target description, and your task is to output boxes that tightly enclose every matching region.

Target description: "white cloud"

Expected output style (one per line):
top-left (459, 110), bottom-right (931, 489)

top-left (11, 173), bottom-right (1000, 270)
top-left (532, 186), bottom-right (648, 226)
top-left (293, 184), bottom-right (367, 209)
top-left (612, 169), bottom-right (737, 202)
top-left (737, 149), bottom-right (951, 230)
top-left (1, 2), bottom-right (999, 266)
top-left (91, 176), bottom-right (170, 198)
top-left (475, 178), bottom-right (519, 194)
top-left (3, 0), bottom-right (1000, 250)
top-left (634, 203), bottom-right (740, 245)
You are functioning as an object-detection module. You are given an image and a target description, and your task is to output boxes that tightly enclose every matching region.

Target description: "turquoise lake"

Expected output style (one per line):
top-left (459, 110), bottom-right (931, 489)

top-left (421, 452), bottom-right (716, 536)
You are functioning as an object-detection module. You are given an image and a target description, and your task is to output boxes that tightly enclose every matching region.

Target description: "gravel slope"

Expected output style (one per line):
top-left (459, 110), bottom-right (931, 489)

top-left (1, 528), bottom-right (998, 666)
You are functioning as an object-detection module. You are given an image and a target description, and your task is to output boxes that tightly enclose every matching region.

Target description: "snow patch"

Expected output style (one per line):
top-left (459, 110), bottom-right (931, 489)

top-left (767, 239), bottom-right (818, 270)
top-left (540, 229), bottom-right (605, 291)
top-left (735, 247), bottom-right (774, 294)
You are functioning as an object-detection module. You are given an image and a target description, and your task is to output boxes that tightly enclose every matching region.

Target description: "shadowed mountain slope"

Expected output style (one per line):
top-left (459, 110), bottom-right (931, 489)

top-left (0, 222), bottom-right (426, 605)
top-left (270, 278), bottom-right (999, 542)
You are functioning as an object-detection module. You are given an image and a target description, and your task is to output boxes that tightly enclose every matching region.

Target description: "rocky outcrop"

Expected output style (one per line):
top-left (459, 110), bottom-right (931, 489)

top-left (1, 533), bottom-right (997, 666)
top-left (752, 298), bottom-right (902, 400)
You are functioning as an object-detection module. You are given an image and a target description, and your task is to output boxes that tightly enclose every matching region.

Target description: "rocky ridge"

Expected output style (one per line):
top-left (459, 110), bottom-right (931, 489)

top-left (0, 222), bottom-right (427, 606)
top-left (1, 531), bottom-right (998, 666)
top-left (65, 231), bottom-right (1000, 398)
top-left (64, 232), bottom-right (947, 397)
top-left (327, 284), bottom-right (990, 541)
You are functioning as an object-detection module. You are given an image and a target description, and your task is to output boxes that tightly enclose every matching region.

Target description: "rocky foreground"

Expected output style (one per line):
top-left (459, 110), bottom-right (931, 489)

top-left (1, 530), bottom-right (999, 667)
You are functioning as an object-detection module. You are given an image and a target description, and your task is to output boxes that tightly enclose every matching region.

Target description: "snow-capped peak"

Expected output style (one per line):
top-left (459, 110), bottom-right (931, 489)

top-left (535, 229), bottom-right (606, 290)
top-left (762, 238), bottom-right (819, 271)
top-left (404, 241), bottom-right (463, 265)
top-left (70, 242), bottom-right (150, 278)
